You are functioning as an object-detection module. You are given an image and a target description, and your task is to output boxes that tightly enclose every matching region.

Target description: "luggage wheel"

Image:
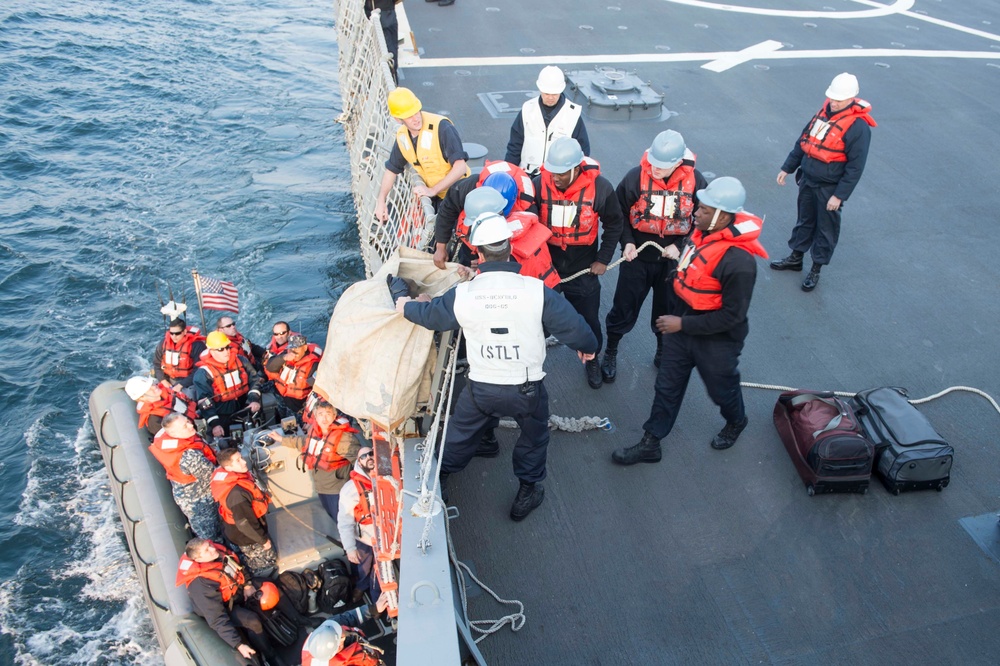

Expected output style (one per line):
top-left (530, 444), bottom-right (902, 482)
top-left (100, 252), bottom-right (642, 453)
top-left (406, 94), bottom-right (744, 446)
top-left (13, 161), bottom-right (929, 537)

top-left (807, 485), bottom-right (815, 497)
top-left (892, 488), bottom-right (901, 496)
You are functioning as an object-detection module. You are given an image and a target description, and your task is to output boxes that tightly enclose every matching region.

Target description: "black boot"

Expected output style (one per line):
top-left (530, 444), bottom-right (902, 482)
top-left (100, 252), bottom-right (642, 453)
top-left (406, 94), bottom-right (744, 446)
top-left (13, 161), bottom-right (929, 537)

top-left (711, 417), bottom-right (748, 450)
top-left (801, 265), bottom-right (821, 292)
top-left (509, 481), bottom-right (544, 521)
top-left (585, 358), bottom-right (603, 389)
top-left (612, 432), bottom-right (662, 465)
top-left (770, 251), bottom-right (804, 271)
top-left (475, 428), bottom-right (500, 458)
top-left (601, 348), bottom-right (618, 383)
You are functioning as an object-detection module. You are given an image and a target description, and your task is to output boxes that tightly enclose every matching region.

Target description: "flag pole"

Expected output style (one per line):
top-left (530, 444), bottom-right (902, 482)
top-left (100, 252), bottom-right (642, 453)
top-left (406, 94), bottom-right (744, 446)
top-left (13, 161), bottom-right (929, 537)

top-left (191, 269), bottom-right (207, 332)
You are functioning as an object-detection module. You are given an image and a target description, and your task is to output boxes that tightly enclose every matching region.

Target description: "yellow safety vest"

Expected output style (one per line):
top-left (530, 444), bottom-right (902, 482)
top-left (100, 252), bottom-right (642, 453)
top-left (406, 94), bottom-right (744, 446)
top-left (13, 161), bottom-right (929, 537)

top-left (394, 112), bottom-right (469, 198)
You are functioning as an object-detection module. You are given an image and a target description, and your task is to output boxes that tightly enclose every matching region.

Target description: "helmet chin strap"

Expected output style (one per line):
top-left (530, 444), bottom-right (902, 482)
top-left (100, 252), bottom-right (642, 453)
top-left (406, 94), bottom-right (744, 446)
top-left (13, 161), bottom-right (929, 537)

top-left (707, 208), bottom-right (722, 232)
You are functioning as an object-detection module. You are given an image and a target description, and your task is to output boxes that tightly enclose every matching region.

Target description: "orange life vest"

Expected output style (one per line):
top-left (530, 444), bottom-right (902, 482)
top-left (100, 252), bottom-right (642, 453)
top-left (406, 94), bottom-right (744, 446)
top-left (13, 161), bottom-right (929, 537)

top-left (175, 542), bottom-right (246, 603)
top-left (302, 630), bottom-right (382, 666)
top-left (506, 211), bottom-right (560, 288)
top-left (674, 212), bottom-right (769, 311)
top-left (160, 327), bottom-right (205, 379)
top-left (136, 381), bottom-right (197, 429)
top-left (477, 160), bottom-right (536, 212)
top-left (303, 419), bottom-right (358, 472)
top-left (629, 152), bottom-right (697, 237)
top-left (263, 331), bottom-right (299, 381)
top-left (149, 429), bottom-right (217, 484)
top-left (350, 470), bottom-right (374, 527)
top-left (300, 391), bottom-right (321, 428)
top-left (273, 344), bottom-right (322, 401)
top-left (226, 331), bottom-right (253, 362)
top-left (538, 157), bottom-right (602, 249)
top-left (196, 350), bottom-right (250, 403)
top-left (799, 99), bottom-right (876, 164)
top-left (211, 469), bottom-right (269, 525)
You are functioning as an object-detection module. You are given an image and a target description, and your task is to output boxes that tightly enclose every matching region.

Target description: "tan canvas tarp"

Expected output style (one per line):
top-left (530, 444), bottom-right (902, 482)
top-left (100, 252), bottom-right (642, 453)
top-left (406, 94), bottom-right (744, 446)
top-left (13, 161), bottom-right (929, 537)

top-left (314, 247), bottom-right (465, 430)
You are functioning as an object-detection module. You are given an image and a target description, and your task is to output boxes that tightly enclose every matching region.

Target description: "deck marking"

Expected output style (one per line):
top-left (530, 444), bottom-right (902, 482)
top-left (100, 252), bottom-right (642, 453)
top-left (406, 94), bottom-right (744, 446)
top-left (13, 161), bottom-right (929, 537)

top-left (702, 40), bottom-right (784, 72)
top-left (660, 0), bottom-right (914, 19)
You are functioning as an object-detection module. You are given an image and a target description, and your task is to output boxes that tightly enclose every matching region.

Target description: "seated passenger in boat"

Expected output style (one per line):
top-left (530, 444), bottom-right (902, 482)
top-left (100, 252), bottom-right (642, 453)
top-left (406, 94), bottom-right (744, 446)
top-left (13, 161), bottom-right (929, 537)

top-left (337, 447), bottom-right (385, 605)
top-left (261, 321), bottom-right (298, 381)
top-left (177, 538), bottom-right (307, 666)
top-left (193, 331), bottom-right (263, 438)
top-left (302, 611), bottom-right (389, 666)
top-left (215, 315), bottom-right (266, 372)
top-left (153, 317), bottom-right (206, 389)
top-left (125, 375), bottom-right (198, 441)
top-left (265, 334), bottom-right (322, 417)
top-left (211, 448), bottom-right (277, 578)
top-left (150, 413), bottom-right (220, 541)
top-left (267, 401), bottom-right (360, 521)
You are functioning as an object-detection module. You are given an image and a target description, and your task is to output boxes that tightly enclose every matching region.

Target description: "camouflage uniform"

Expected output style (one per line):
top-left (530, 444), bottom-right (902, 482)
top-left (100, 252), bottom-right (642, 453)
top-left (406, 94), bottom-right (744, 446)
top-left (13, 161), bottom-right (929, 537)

top-left (237, 541), bottom-right (278, 579)
top-left (173, 448), bottom-right (220, 542)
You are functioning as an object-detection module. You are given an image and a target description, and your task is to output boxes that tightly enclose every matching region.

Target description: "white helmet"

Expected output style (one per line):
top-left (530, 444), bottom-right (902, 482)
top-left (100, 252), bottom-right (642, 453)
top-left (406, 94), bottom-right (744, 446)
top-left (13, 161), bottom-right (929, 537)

top-left (468, 212), bottom-right (513, 247)
top-left (302, 620), bottom-right (344, 660)
top-left (825, 73), bottom-right (859, 101)
top-left (536, 65), bottom-right (566, 95)
top-left (124, 376), bottom-right (155, 401)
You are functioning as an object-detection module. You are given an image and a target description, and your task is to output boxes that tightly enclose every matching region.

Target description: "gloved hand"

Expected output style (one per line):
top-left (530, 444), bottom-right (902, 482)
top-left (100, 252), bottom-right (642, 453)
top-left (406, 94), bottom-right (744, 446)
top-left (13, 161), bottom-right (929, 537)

top-left (386, 274), bottom-right (410, 304)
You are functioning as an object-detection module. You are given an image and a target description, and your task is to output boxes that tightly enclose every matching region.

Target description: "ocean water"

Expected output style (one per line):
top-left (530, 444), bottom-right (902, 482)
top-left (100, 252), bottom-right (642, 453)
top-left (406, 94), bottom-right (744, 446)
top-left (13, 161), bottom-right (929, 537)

top-left (0, 1), bottom-right (362, 663)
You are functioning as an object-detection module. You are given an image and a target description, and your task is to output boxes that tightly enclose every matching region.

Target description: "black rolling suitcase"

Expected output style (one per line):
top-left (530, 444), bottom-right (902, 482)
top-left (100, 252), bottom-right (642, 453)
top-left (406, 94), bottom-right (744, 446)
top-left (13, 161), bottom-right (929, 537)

top-left (773, 390), bottom-right (875, 496)
top-left (851, 387), bottom-right (953, 494)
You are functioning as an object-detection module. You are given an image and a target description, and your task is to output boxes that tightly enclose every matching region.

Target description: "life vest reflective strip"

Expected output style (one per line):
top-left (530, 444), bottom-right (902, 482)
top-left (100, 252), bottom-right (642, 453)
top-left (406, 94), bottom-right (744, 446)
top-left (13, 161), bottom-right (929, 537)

top-left (538, 157), bottom-right (602, 249)
top-left (350, 471), bottom-right (374, 527)
top-left (674, 212), bottom-right (768, 311)
top-left (629, 152), bottom-right (697, 237)
top-left (506, 212), bottom-right (560, 289)
top-left (798, 99), bottom-right (875, 164)
top-left (302, 631), bottom-right (382, 666)
top-left (394, 112), bottom-right (470, 199)
top-left (197, 351), bottom-right (250, 403)
top-left (273, 344), bottom-right (322, 400)
top-left (300, 391), bottom-right (321, 428)
top-left (211, 470), bottom-right (269, 524)
top-left (303, 419), bottom-right (358, 472)
top-left (520, 97), bottom-right (583, 175)
top-left (263, 331), bottom-right (299, 381)
top-left (226, 332), bottom-right (253, 361)
top-left (160, 327), bottom-right (204, 379)
top-left (136, 382), bottom-right (197, 429)
top-left (149, 429), bottom-right (217, 484)
top-left (175, 542), bottom-right (246, 603)
top-left (476, 160), bottom-right (536, 212)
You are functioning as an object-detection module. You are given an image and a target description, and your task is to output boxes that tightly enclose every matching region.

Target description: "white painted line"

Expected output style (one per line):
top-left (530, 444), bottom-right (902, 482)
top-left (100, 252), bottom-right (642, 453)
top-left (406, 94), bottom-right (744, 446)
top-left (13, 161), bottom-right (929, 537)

top-left (408, 48), bottom-right (1000, 69)
top-left (661, 0), bottom-right (914, 19)
top-left (702, 39), bottom-right (784, 72)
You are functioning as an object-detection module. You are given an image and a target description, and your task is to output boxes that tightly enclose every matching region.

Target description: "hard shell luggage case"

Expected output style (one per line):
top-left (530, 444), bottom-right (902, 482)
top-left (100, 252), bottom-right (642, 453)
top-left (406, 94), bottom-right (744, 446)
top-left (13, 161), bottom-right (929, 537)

top-left (851, 387), bottom-right (953, 494)
top-left (773, 390), bottom-right (875, 496)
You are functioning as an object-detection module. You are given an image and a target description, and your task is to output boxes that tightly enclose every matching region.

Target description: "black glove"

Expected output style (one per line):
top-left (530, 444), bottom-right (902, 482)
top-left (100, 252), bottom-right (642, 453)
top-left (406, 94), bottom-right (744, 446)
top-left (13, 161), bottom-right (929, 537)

top-left (386, 274), bottom-right (410, 304)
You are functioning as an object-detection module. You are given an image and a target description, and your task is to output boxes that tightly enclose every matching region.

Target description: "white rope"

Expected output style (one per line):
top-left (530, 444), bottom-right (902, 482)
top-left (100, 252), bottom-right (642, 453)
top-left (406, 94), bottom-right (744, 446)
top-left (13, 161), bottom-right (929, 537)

top-left (498, 414), bottom-right (612, 432)
top-left (559, 240), bottom-right (670, 284)
top-left (446, 505), bottom-right (526, 643)
top-left (741, 381), bottom-right (1000, 416)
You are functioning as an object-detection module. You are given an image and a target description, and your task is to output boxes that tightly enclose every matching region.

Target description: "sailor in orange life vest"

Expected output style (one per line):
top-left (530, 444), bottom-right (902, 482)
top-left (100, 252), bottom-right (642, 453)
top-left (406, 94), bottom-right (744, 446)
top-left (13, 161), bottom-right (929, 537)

top-left (267, 401), bottom-right (360, 521)
top-left (193, 331), bottom-right (263, 438)
top-left (261, 321), bottom-right (297, 380)
top-left (124, 375), bottom-right (198, 441)
top-left (150, 413), bottom-right (221, 541)
top-left (601, 130), bottom-right (707, 384)
top-left (215, 315), bottom-right (266, 372)
top-left (153, 317), bottom-right (206, 388)
top-left (533, 136), bottom-right (624, 389)
top-left (337, 446), bottom-right (385, 604)
top-left (211, 448), bottom-right (277, 577)
top-left (771, 72), bottom-right (875, 292)
top-left (395, 213), bottom-right (599, 521)
top-left (301, 611), bottom-right (389, 666)
top-left (373, 87), bottom-right (469, 221)
top-left (264, 333), bottom-right (322, 417)
top-left (612, 177), bottom-right (767, 465)
top-left (177, 537), bottom-right (303, 666)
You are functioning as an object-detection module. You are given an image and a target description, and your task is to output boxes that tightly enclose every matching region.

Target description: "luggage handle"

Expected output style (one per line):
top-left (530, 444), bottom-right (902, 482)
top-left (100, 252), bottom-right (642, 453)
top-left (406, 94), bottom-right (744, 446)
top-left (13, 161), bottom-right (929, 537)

top-left (785, 393), bottom-right (850, 439)
top-left (822, 461), bottom-right (868, 471)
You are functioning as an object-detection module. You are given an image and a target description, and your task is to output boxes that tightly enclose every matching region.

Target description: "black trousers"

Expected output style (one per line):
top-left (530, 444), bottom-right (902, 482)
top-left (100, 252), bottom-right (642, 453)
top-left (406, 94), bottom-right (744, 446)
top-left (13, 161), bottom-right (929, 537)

top-left (605, 258), bottom-right (677, 343)
top-left (442, 380), bottom-right (550, 483)
top-left (642, 331), bottom-right (746, 440)
top-left (364, 6), bottom-right (399, 83)
top-left (557, 272), bottom-right (603, 353)
top-left (788, 181), bottom-right (842, 265)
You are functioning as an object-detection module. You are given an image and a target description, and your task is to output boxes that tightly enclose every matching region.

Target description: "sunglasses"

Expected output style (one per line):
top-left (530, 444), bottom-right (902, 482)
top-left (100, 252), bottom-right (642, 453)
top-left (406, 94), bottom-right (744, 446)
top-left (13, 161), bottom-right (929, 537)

top-left (358, 452), bottom-right (373, 460)
top-left (221, 323), bottom-right (236, 329)
top-left (273, 330), bottom-right (289, 336)
top-left (169, 330), bottom-right (185, 336)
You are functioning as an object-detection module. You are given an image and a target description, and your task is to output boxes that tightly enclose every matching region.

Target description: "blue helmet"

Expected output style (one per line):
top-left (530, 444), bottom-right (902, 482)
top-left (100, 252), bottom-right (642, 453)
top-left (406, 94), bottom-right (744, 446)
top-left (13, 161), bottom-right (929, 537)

top-left (482, 172), bottom-right (517, 216)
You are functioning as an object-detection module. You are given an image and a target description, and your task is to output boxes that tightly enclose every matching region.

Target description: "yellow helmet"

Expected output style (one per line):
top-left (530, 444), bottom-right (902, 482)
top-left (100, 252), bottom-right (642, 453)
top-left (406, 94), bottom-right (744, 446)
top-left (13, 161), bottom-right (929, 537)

top-left (387, 87), bottom-right (422, 119)
top-left (206, 331), bottom-right (231, 350)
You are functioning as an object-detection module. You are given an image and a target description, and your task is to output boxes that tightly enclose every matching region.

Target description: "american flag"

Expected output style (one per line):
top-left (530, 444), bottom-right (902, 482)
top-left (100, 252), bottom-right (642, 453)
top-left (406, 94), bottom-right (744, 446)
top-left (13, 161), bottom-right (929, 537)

top-left (196, 275), bottom-right (239, 312)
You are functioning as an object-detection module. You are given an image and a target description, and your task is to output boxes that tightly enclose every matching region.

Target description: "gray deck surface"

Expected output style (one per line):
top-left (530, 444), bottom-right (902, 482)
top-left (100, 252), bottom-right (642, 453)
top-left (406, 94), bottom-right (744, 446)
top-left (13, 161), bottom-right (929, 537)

top-left (396, 2), bottom-right (1000, 663)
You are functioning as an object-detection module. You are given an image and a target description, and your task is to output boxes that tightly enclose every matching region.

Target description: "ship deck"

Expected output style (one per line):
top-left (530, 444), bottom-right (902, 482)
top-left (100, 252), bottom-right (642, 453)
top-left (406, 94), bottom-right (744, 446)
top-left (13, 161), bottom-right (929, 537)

top-left (394, 1), bottom-right (1000, 663)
